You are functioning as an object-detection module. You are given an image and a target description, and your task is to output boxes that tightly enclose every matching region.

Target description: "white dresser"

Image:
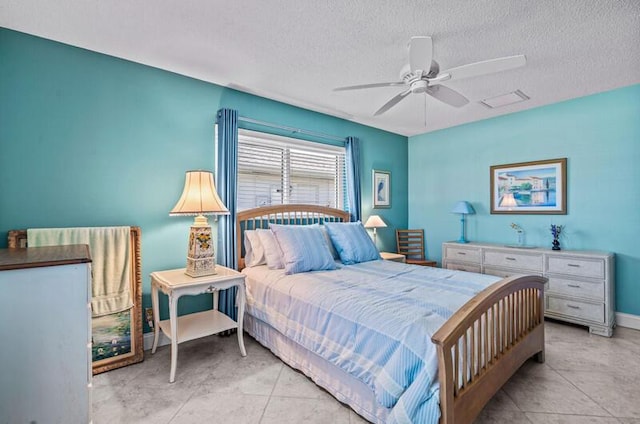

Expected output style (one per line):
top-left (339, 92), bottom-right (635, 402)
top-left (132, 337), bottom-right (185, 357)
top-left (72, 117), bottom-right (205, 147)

top-left (0, 245), bottom-right (93, 423)
top-left (442, 242), bottom-right (615, 337)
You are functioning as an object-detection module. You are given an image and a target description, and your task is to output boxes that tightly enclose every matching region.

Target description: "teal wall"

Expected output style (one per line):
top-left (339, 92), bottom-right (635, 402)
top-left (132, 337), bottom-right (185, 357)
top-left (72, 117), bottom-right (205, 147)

top-left (0, 28), bottom-right (408, 328)
top-left (408, 84), bottom-right (640, 315)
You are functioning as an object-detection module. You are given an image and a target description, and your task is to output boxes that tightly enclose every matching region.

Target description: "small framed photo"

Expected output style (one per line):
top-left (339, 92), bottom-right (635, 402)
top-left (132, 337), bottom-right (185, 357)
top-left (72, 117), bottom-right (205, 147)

top-left (372, 169), bottom-right (391, 209)
top-left (490, 158), bottom-right (567, 214)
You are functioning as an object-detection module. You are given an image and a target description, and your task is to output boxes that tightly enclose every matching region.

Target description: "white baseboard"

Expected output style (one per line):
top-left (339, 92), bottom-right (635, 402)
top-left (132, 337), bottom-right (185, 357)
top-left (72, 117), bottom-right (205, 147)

top-left (143, 331), bottom-right (170, 351)
top-left (616, 312), bottom-right (640, 330)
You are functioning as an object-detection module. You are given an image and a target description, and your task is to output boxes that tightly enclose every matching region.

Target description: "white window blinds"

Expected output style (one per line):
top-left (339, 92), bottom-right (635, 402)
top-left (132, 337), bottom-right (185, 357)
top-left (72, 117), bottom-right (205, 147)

top-left (235, 129), bottom-right (346, 211)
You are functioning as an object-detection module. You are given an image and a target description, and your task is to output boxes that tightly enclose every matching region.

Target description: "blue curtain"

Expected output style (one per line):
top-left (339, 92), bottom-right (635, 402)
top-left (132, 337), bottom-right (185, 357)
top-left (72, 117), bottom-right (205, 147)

top-left (216, 108), bottom-right (239, 322)
top-left (345, 136), bottom-right (362, 222)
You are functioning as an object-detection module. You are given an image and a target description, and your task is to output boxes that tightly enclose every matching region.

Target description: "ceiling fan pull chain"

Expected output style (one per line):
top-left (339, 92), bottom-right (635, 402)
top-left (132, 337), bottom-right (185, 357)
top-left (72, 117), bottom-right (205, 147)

top-left (424, 93), bottom-right (427, 127)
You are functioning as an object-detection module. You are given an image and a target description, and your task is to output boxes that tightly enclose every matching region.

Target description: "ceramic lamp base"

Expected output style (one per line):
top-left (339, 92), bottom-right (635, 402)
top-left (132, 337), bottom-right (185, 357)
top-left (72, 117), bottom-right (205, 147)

top-left (185, 224), bottom-right (216, 277)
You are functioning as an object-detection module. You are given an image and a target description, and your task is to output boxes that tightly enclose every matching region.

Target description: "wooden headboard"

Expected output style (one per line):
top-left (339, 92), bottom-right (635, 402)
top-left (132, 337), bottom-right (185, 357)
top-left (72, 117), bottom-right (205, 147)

top-left (7, 227), bottom-right (144, 375)
top-left (236, 204), bottom-right (350, 270)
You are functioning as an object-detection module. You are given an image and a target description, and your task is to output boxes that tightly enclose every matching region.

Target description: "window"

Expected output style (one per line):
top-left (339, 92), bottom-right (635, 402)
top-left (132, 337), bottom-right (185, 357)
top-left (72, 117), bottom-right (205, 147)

top-left (231, 129), bottom-right (346, 212)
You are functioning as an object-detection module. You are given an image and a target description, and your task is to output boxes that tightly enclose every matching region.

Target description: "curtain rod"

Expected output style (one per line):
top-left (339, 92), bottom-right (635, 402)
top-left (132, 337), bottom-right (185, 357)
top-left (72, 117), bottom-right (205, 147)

top-left (238, 116), bottom-right (345, 143)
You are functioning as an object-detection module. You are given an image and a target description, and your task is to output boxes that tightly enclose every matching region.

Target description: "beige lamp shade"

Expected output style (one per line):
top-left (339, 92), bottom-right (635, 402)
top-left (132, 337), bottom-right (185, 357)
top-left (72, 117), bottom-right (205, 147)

top-left (170, 170), bottom-right (230, 218)
top-left (364, 215), bottom-right (387, 228)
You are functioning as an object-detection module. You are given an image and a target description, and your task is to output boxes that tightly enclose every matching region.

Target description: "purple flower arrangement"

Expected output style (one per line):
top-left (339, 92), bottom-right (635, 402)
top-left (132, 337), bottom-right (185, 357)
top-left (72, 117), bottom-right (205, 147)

top-left (550, 224), bottom-right (564, 239)
top-left (550, 224), bottom-right (564, 250)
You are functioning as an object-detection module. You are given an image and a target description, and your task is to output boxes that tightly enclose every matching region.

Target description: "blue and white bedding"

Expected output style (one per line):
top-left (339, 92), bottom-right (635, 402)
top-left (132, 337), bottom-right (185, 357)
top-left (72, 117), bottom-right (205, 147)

top-left (242, 259), bottom-right (501, 423)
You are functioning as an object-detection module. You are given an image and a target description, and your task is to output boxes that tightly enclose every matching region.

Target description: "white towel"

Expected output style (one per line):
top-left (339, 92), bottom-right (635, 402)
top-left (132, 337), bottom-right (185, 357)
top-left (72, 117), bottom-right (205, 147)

top-left (27, 226), bottom-right (133, 317)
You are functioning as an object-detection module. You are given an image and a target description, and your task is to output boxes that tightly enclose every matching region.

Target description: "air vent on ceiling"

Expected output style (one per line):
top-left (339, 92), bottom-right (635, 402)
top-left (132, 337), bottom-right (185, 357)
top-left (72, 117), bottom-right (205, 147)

top-left (480, 90), bottom-right (529, 109)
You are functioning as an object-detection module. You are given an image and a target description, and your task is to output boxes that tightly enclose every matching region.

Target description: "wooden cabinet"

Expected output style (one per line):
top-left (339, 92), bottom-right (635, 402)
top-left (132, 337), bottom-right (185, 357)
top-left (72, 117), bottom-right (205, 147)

top-left (442, 242), bottom-right (615, 337)
top-left (0, 245), bottom-right (92, 423)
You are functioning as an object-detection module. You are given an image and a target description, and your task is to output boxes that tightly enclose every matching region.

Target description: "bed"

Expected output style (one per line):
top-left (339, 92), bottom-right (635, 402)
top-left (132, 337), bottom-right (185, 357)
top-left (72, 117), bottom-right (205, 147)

top-left (236, 205), bottom-right (546, 424)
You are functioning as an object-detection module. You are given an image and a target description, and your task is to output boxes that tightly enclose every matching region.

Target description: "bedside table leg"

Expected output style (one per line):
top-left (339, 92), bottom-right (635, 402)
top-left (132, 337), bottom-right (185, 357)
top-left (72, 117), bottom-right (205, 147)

top-left (169, 294), bottom-right (179, 383)
top-left (237, 287), bottom-right (246, 357)
top-left (151, 284), bottom-right (160, 354)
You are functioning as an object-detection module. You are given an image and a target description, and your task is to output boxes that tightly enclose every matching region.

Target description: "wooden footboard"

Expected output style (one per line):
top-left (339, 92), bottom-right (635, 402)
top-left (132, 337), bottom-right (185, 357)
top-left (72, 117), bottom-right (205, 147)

top-left (432, 274), bottom-right (546, 424)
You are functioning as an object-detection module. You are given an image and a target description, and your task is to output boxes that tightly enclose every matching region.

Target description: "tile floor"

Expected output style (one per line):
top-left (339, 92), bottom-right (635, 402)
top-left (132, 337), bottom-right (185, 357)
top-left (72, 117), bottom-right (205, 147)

top-left (93, 320), bottom-right (640, 424)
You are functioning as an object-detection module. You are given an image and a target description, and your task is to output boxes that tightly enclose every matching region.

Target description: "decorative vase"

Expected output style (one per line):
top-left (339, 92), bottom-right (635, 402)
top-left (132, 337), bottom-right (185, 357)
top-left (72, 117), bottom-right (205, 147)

top-left (517, 230), bottom-right (525, 247)
top-left (552, 238), bottom-right (561, 251)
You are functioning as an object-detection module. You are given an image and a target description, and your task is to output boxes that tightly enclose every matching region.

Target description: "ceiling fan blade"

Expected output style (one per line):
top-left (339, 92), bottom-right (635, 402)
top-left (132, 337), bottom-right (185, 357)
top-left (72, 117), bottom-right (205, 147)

top-left (374, 89), bottom-right (412, 116)
top-left (409, 36), bottom-right (433, 74)
top-left (440, 54), bottom-right (526, 81)
top-left (334, 82), bottom-right (405, 91)
top-left (426, 85), bottom-right (469, 108)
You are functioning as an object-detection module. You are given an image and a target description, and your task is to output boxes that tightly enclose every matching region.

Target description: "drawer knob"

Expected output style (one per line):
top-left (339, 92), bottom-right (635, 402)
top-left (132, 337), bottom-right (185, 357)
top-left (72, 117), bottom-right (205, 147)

top-left (457, 252), bottom-right (466, 255)
top-left (568, 264), bottom-right (581, 268)
top-left (506, 257), bottom-right (516, 261)
top-left (567, 304), bottom-right (581, 310)
top-left (567, 284), bottom-right (581, 288)
top-left (206, 285), bottom-right (218, 293)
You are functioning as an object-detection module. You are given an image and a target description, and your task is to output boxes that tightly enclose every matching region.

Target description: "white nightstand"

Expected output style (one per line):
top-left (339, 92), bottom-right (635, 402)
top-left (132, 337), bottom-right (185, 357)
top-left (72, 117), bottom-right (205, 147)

top-left (150, 266), bottom-right (246, 383)
top-left (380, 252), bottom-right (406, 263)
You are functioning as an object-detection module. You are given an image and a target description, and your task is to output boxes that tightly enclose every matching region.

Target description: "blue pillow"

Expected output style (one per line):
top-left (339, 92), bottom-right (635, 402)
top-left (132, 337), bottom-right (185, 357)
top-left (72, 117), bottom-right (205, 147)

top-left (320, 225), bottom-right (340, 259)
top-left (269, 224), bottom-right (337, 275)
top-left (324, 222), bottom-right (381, 265)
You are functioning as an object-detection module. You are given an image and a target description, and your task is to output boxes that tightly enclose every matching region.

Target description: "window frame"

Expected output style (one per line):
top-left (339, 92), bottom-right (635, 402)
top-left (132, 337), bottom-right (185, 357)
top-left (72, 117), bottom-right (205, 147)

top-left (218, 126), bottom-right (347, 212)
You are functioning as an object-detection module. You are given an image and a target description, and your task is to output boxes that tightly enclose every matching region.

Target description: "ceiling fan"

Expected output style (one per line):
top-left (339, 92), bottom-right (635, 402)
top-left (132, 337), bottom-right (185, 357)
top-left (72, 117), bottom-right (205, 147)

top-left (334, 36), bottom-right (526, 116)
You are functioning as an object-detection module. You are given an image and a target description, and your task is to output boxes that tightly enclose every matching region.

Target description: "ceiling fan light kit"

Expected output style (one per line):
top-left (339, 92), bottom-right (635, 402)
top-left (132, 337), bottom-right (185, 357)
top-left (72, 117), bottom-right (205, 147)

top-left (334, 36), bottom-right (527, 117)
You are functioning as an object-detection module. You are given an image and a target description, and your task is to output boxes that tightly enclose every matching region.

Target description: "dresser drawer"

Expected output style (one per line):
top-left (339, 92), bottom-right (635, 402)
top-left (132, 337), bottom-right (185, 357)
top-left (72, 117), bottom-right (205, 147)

top-left (444, 246), bottom-right (481, 264)
top-left (484, 267), bottom-right (541, 279)
top-left (484, 250), bottom-right (543, 272)
top-left (546, 295), bottom-right (604, 324)
top-left (445, 262), bottom-right (481, 273)
top-left (546, 276), bottom-right (604, 301)
top-left (546, 256), bottom-right (605, 279)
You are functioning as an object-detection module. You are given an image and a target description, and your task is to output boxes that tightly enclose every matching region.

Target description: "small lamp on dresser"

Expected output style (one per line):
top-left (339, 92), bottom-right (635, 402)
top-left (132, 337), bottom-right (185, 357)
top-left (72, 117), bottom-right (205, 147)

top-left (364, 215), bottom-right (387, 246)
top-left (451, 201), bottom-right (475, 244)
top-left (170, 170), bottom-right (229, 277)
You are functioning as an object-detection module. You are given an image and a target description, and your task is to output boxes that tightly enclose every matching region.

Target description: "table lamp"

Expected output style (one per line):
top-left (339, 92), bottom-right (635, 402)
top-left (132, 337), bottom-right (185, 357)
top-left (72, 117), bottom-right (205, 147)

top-left (451, 201), bottom-right (475, 244)
top-left (170, 170), bottom-right (229, 277)
top-left (364, 215), bottom-right (387, 246)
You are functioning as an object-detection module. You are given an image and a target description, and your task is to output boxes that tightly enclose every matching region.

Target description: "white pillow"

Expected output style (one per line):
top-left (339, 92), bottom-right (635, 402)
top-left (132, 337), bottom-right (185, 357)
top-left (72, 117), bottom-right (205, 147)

top-left (244, 230), bottom-right (266, 267)
top-left (256, 229), bottom-right (284, 269)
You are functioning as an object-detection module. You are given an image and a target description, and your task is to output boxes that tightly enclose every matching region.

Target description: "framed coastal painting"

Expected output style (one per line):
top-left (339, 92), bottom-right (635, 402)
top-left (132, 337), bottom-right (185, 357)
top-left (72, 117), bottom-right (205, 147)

top-left (372, 169), bottom-right (391, 208)
top-left (490, 158), bottom-right (567, 214)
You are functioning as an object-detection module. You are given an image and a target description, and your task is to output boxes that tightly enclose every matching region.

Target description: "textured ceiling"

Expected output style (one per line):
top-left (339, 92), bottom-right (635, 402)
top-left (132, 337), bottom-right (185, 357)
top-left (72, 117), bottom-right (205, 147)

top-left (1, 0), bottom-right (639, 136)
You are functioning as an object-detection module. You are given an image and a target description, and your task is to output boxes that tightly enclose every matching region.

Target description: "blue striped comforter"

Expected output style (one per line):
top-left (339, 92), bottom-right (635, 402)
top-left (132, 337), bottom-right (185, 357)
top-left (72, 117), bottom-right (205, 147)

top-left (243, 260), bottom-right (500, 423)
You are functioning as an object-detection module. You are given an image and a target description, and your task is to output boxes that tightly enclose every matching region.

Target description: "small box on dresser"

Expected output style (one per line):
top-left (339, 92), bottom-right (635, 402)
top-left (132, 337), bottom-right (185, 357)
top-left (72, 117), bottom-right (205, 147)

top-left (442, 242), bottom-right (615, 337)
